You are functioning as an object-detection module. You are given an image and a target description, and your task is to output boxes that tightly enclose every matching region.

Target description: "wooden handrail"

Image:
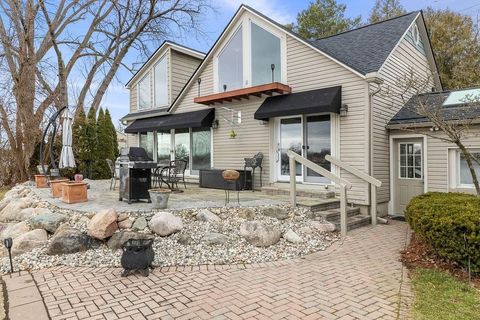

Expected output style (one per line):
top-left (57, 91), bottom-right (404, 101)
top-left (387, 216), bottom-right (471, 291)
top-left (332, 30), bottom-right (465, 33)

top-left (287, 150), bottom-right (350, 236)
top-left (325, 155), bottom-right (381, 187)
top-left (287, 151), bottom-right (352, 189)
top-left (325, 155), bottom-right (381, 226)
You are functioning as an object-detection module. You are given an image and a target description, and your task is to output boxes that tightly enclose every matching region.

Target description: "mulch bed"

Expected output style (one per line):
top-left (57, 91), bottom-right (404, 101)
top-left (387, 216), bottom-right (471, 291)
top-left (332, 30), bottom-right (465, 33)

top-left (401, 233), bottom-right (480, 287)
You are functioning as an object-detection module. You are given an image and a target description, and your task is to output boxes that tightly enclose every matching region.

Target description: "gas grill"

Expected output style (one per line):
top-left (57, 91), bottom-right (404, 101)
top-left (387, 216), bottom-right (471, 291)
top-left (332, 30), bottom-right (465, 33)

top-left (117, 147), bottom-right (157, 204)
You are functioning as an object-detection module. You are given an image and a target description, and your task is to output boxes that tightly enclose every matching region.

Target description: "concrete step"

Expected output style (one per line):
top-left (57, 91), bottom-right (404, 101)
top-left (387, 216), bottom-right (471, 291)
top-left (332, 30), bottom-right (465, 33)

top-left (297, 198), bottom-right (340, 211)
top-left (333, 214), bottom-right (371, 231)
top-left (262, 186), bottom-right (335, 199)
top-left (310, 206), bottom-right (360, 221)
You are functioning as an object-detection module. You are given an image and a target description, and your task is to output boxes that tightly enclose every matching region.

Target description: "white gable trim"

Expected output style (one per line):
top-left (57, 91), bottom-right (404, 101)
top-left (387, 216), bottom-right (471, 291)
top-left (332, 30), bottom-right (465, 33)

top-left (377, 13), bottom-right (442, 90)
top-left (169, 4), bottom-right (366, 113)
top-left (126, 41), bottom-right (205, 88)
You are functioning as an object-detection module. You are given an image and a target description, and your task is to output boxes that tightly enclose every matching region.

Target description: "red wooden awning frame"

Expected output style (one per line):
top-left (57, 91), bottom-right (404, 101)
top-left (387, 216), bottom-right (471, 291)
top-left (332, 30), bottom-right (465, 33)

top-left (193, 82), bottom-right (292, 105)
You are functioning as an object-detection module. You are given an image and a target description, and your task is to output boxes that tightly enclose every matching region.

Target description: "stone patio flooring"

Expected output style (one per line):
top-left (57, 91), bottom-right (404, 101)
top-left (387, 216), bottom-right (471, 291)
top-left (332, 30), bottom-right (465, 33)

top-left (31, 180), bottom-right (291, 213)
top-left (3, 221), bottom-right (412, 319)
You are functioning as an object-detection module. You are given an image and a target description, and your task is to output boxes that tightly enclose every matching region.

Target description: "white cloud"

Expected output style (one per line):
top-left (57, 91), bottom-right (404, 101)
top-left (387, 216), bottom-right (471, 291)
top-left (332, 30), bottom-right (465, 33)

top-left (217, 0), bottom-right (295, 24)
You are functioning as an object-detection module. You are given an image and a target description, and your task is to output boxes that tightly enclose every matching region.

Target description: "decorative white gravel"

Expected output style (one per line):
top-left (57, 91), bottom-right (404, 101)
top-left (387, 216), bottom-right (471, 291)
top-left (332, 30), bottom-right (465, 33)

top-left (0, 191), bottom-right (339, 274)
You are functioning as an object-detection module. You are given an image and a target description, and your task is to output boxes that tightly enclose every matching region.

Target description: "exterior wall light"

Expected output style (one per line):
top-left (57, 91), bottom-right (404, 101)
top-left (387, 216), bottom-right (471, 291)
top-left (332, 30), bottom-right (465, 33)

top-left (212, 119), bottom-right (219, 129)
top-left (339, 104), bottom-right (349, 117)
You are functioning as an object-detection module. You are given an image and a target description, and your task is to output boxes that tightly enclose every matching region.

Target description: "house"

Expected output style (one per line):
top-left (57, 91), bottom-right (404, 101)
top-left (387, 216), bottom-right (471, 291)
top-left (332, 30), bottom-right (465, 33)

top-left (122, 5), bottom-right (447, 217)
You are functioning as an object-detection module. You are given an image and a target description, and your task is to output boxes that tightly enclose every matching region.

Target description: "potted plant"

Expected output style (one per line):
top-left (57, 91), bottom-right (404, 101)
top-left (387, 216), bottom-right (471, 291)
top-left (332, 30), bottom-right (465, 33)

top-left (148, 188), bottom-right (171, 209)
top-left (50, 178), bottom-right (70, 198)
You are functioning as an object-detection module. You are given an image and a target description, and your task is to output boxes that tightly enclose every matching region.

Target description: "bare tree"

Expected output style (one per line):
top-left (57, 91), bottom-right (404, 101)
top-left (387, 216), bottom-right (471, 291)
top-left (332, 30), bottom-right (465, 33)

top-left (0, 0), bottom-right (210, 182)
top-left (387, 70), bottom-right (480, 195)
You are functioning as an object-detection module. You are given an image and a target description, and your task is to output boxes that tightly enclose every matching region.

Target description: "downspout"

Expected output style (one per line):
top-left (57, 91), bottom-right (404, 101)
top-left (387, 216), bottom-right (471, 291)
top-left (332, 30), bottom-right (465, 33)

top-left (365, 73), bottom-right (383, 210)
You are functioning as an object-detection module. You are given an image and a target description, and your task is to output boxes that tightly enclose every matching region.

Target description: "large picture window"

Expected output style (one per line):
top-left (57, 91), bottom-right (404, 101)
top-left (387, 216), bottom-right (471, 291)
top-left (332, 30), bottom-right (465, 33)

top-left (217, 26), bottom-right (243, 92)
top-left (156, 130), bottom-right (171, 165)
top-left (192, 127), bottom-right (211, 174)
top-left (138, 74), bottom-right (151, 110)
top-left (459, 151), bottom-right (480, 186)
top-left (251, 22), bottom-right (281, 86)
top-left (154, 55), bottom-right (168, 108)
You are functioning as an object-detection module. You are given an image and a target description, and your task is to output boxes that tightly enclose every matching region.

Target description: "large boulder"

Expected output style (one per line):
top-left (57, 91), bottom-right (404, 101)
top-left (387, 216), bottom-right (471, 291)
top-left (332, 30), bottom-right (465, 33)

top-left (202, 233), bottom-right (228, 245)
top-left (237, 208), bottom-right (256, 220)
top-left (283, 229), bottom-right (303, 244)
top-left (11, 229), bottom-right (48, 256)
top-left (107, 231), bottom-right (154, 250)
top-left (196, 209), bottom-right (221, 223)
top-left (0, 198), bottom-right (33, 222)
top-left (132, 217), bottom-right (148, 231)
top-left (87, 209), bottom-right (118, 240)
top-left (29, 212), bottom-right (67, 233)
top-left (1, 221), bottom-right (31, 239)
top-left (239, 221), bottom-right (281, 247)
top-left (149, 212), bottom-right (183, 237)
top-left (310, 221), bottom-right (336, 233)
top-left (260, 206), bottom-right (289, 220)
top-left (47, 227), bottom-right (91, 255)
top-left (18, 207), bottom-right (51, 221)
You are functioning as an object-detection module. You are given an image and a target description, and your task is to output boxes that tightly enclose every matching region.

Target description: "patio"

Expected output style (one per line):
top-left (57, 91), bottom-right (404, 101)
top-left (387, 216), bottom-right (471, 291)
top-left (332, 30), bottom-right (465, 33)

top-left (30, 180), bottom-right (292, 213)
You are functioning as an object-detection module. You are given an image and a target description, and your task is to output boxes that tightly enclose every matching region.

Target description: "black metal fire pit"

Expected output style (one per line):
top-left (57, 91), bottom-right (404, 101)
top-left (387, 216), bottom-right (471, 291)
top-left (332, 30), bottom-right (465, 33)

top-left (121, 238), bottom-right (155, 277)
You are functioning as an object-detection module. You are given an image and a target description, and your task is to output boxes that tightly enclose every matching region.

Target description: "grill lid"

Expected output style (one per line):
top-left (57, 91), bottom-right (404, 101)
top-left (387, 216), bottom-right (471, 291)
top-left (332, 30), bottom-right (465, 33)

top-left (119, 147), bottom-right (153, 162)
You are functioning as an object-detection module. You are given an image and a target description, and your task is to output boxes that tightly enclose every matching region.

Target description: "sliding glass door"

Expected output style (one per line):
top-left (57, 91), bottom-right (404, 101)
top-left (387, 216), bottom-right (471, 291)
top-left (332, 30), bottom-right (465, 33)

top-left (305, 115), bottom-right (331, 183)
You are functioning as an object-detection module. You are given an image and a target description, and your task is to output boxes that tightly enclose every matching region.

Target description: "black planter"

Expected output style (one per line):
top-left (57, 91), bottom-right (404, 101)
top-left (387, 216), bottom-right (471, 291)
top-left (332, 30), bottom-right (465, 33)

top-left (120, 238), bottom-right (155, 277)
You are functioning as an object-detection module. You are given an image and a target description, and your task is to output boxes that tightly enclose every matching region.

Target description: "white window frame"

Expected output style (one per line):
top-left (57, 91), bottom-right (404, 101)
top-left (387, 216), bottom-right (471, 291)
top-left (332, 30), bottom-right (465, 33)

top-left (456, 149), bottom-right (480, 188)
top-left (412, 24), bottom-right (420, 46)
top-left (398, 142), bottom-right (423, 180)
top-left (153, 53), bottom-right (169, 109)
top-left (213, 12), bottom-right (287, 93)
top-left (137, 72), bottom-right (152, 110)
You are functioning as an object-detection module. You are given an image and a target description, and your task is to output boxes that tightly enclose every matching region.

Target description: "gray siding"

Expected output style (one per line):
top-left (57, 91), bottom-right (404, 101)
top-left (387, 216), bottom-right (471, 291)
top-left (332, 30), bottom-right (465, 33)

top-left (372, 21), bottom-right (433, 206)
top-left (170, 50), bottom-right (202, 102)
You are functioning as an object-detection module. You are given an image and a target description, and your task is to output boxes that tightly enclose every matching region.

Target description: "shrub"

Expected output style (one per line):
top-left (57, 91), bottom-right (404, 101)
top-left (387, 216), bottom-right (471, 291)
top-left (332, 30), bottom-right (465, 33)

top-left (405, 192), bottom-right (480, 273)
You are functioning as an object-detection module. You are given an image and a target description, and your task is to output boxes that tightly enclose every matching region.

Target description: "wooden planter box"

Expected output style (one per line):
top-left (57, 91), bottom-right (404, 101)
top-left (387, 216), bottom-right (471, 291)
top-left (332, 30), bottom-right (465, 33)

top-left (61, 182), bottom-right (88, 204)
top-left (50, 179), bottom-right (70, 198)
top-left (34, 175), bottom-right (48, 188)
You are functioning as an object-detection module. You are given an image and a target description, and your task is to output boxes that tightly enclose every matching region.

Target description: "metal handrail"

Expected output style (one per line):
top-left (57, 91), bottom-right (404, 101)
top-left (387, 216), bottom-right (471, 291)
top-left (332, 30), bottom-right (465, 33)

top-left (287, 150), bottom-right (351, 236)
top-left (325, 155), bottom-right (382, 225)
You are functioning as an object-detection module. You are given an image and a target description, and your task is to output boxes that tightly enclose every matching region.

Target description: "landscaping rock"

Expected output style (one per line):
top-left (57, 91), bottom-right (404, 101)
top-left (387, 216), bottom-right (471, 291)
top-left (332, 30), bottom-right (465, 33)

top-left (87, 209), bottom-right (118, 240)
top-left (177, 234), bottom-right (193, 245)
top-left (196, 209), bottom-right (221, 223)
top-left (107, 231), bottom-right (154, 250)
top-left (118, 218), bottom-right (134, 229)
top-left (29, 212), bottom-right (67, 233)
top-left (1, 221), bottom-right (31, 239)
top-left (260, 206), bottom-right (289, 220)
top-left (47, 227), bottom-right (91, 255)
top-left (18, 207), bottom-right (51, 221)
top-left (117, 213), bottom-right (130, 222)
top-left (311, 221), bottom-right (336, 233)
top-left (283, 229), bottom-right (303, 244)
top-left (0, 198), bottom-right (32, 222)
top-left (11, 229), bottom-right (47, 256)
top-left (237, 208), bottom-right (256, 220)
top-left (239, 221), bottom-right (281, 247)
top-left (203, 233), bottom-right (228, 245)
top-left (132, 217), bottom-right (148, 231)
top-left (149, 212), bottom-right (183, 236)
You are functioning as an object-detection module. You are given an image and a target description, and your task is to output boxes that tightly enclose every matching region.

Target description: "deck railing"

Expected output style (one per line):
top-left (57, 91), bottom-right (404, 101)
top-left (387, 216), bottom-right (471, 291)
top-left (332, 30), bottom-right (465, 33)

top-left (325, 155), bottom-right (382, 225)
top-left (287, 151), bottom-right (352, 236)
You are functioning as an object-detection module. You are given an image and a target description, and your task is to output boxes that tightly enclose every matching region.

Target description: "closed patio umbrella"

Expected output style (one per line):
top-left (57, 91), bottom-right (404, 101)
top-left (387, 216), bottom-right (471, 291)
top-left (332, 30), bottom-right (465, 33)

top-left (59, 109), bottom-right (75, 168)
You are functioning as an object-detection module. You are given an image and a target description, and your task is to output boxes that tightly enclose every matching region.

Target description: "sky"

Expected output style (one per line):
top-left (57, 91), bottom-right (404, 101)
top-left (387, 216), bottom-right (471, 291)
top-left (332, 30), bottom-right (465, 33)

top-left (101, 0), bottom-right (480, 127)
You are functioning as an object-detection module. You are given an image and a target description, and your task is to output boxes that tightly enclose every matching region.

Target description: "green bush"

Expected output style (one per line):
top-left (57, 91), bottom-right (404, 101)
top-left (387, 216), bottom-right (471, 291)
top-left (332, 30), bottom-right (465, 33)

top-left (405, 192), bottom-right (480, 273)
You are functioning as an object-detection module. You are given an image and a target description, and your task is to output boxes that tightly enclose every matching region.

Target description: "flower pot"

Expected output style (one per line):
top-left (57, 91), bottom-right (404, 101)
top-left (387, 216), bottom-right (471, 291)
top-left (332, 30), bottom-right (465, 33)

top-left (34, 175), bottom-right (48, 188)
top-left (50, 179), bottom-right (70, 198)
top-left (148, 188), bottom-right (171, 209)
top-left (61, 182), bottom-right (88, 204)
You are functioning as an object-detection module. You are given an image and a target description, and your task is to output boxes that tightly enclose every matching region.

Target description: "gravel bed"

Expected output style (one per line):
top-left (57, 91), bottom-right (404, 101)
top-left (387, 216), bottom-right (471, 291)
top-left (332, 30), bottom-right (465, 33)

top-left (0, 193), bottom-right (339, 274)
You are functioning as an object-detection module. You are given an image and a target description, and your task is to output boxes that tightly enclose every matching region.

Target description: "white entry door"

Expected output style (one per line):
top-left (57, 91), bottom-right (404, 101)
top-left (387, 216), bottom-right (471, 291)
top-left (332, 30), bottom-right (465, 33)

top-left (393, 139), bottom-right (424, 214)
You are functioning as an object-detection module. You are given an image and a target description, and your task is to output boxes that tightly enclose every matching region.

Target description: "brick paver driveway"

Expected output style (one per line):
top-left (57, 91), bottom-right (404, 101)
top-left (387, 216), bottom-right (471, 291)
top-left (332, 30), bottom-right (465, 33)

top-left (8, 221), bottom-right (411, 319)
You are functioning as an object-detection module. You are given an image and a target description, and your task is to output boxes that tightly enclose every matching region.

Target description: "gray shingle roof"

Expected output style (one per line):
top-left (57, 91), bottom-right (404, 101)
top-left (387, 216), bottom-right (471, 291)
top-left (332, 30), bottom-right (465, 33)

top-left (311, 12), bottom-right (419, 75)
top-left (388, 90), bottom-right (480, 126)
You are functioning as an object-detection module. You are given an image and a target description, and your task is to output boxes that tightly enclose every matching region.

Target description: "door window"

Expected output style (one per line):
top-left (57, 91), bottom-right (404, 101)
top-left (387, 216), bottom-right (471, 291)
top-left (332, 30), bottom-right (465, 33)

top-left (279, 117), bottom-right (302, 177)
top-left (156, 130), bottom-right (171, 165)
top-left (306, 115), bottom-right (331, 180)
top-left (399, 143), bottom-right (422, 179)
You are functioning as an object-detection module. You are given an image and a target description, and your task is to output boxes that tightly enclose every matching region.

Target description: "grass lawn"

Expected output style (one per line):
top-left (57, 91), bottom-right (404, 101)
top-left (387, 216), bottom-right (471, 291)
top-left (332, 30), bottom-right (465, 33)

top-left (411, 268), bottom-right (480, 320)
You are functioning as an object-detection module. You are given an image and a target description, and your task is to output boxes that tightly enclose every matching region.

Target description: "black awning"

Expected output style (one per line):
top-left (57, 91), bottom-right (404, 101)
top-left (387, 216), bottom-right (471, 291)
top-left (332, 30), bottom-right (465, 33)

top-left (254, 86), bottom-right (342, 120)
top-left (124, 108), bottom-right (214, 133)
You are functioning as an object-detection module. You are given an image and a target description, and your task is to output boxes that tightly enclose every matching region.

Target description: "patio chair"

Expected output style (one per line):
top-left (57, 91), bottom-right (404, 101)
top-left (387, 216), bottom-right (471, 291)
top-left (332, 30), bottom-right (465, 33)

top-left (170, 159), bottom-right (188, 189)
top-left (106, 159), bottom-right (119, 190)
top-left (158, 159), bottom-right (188, 191)
top-left (244, 152), bottom-right (263, 191)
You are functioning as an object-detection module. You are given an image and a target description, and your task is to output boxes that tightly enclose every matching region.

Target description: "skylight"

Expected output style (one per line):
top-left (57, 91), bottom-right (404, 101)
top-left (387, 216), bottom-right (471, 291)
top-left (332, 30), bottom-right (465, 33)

top-left (443, 88), bottom-right (480, 106)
